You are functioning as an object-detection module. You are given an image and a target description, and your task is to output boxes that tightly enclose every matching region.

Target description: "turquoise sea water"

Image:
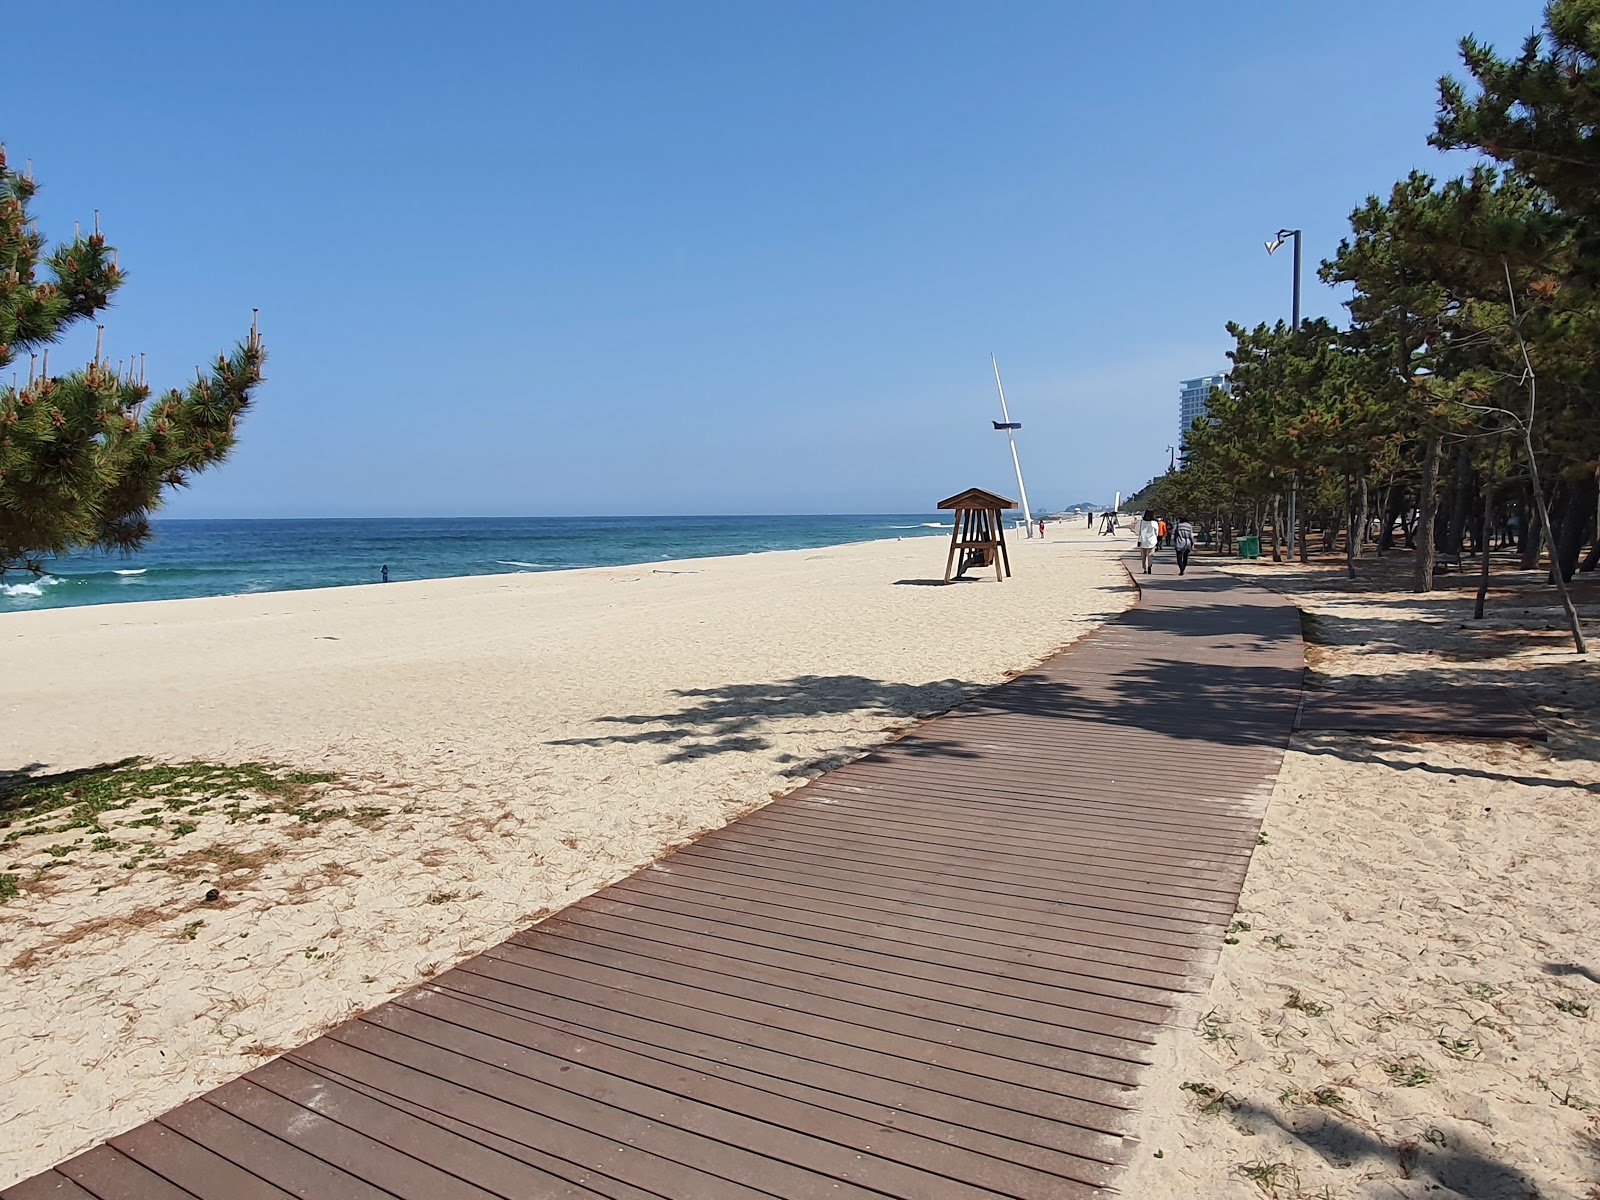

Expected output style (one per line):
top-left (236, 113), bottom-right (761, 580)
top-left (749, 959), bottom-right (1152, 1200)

top-left (1, 515), bottom-right (955, 612)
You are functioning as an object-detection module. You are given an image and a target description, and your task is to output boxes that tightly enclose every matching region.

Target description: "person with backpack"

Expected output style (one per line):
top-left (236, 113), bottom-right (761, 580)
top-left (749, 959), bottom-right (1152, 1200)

top-left (1173, 516), bottom-right (1196, 575)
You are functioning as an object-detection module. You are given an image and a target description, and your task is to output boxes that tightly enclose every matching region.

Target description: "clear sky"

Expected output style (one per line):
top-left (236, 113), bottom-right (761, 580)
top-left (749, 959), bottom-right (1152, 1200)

top-left (11, 0), bottom-right (1539, 517)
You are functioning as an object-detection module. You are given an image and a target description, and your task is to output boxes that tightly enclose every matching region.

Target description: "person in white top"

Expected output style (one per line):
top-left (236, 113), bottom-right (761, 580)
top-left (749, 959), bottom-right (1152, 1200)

top-left (1136, 509), bottom-right (1160, 574)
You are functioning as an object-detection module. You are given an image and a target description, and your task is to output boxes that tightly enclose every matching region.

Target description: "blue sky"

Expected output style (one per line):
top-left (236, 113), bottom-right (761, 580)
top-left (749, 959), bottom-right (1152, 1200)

top-left (12, 0), bottom-right (1538, 516)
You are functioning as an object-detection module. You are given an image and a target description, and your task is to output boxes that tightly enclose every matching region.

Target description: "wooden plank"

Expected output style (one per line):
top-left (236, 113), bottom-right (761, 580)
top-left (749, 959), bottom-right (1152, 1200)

top-left (319, 1018), bottom-right (896, 1200)
top-left (0, 1175), bottom-right (98, 1199)
top-left (3, 557), bottom-right (1304, 1200)
top-left (109, 1125), bottom-right (294, 1200)
top-left (360, 997), bottom-right (1053, 1200)
top-left (154, 1101), bottom-right (395, 1200)
top-left (290, 1035), bottom-right (774, 1200)
top-left (410, 976), bottom-right (1130, 1187)
top-left (245, 1058), bottom-right (606, 1200)
top-left (52, 1147), bottom-right (196, 1200)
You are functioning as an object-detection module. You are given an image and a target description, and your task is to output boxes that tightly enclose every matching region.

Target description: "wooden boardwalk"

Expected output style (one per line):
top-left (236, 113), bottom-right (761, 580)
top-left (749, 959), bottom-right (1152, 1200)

top-left (4, 557), bottom-right (1304, 1200)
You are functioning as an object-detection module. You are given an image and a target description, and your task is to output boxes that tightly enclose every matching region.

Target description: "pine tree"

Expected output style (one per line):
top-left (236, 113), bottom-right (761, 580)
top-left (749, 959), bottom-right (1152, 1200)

top-left (0, 145), bottom-right (264, 576)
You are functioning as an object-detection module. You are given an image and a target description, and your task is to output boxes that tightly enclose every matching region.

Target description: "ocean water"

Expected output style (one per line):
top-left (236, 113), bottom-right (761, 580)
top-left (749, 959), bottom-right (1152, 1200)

top-left (1, 515), bottom-right (956, 612)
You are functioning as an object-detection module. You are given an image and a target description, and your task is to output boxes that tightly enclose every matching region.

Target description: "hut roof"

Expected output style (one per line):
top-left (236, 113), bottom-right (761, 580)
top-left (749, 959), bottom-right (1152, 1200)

top-left (937, 487), bottom-right (1018, 511)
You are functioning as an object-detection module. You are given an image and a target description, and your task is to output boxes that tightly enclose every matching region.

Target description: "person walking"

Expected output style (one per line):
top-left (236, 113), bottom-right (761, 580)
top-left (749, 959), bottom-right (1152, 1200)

top-left (1136, 509), bottom-right (1160, 574)
top-left (1132, 508), bottom-right (1158, 576)
top-left (1038, 517), bottom-right (1047, 539)
top-left (1173, 516), bottom-right (1196, 575)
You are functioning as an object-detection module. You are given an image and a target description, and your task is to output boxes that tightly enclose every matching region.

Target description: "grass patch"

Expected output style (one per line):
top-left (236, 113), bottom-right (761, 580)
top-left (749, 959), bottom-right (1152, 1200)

top-left (1180, 1080), bottom-right (1239, 1116)
top-left (1224, 918), bottom-right (1252, 945)
top-left (1383, 1059), bottom-right (1434, 1087)
top-left (0, 873), bottom-right (17, 902)
top-left (178, 920), bottom-right (204, 942)
top-left (1553, 997), bottom-right (1591, 1018)
top-left (1283, 989), bottom-right (1329, 1016)
top-left (1236, 1159), bottom-right (1295, 1195)
top-left (0, 759), bottom-right (335, 831)
top-left (0, 759), bottom-right (352, 901)
top-left (1281, 1084), bottom-right (1348, 1110)
top-left (1198, 1008), bottom-right (1237, 1048)
top-left (426, 891), bottom-right (461, 906)
top-left (1261, 933), bottom-right (1295, 951)
top-left (1463, 981), bottom-right (1501, 1000)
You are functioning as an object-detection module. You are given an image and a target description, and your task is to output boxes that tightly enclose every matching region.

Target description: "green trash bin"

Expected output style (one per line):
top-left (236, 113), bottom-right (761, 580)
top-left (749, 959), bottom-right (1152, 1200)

top-left (1238, 535), bottom-right (1261, 560)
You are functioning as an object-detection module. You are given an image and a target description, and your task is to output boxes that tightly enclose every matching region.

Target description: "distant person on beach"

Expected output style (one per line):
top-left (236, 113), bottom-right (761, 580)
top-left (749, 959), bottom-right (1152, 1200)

top-left (1173, 517), bottom-right (1195, 575)
top-left (1038, 517), bottom-right (1046, 538)
top-left (1158, 517), bottom-right (1169, 546)
top-left (1136, 510), bottom-right (1160, 573)
top-left (1087, 512), bottom-right (1094, 529)
top-left (381, 564), bottom-right (389, 583)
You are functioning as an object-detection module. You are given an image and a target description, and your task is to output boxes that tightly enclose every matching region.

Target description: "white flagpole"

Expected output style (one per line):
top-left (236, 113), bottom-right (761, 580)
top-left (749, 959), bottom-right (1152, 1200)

top-left (991, 355), bottom-right (1034, 534)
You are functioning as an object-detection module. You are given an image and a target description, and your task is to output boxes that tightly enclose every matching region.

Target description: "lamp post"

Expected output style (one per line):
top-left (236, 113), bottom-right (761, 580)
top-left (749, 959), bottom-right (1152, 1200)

top-left (1265, 227), bottom-right (1304, 560)
top-left (1265, 228), bottom-right (1302, 328)
top-left (1166, 444), bottom-right (1176, 472)
top-left (990, 355), bottom-right (1034, 537)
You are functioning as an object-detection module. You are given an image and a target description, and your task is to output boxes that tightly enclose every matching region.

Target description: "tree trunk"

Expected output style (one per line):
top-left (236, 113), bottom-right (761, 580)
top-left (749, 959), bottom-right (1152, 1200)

top-left (1270, 493), bottom-right (1283, 562)
top-left (1518, 484), bottom-right (1545, 570)
top-left (1474, 433), bottom-right (1502, 620)
top-left (1377, 486), bottom-right (1397, 554)
top-left (1445, 442), bottom-right (1473, 553)
top-left (1554, 472), bottom-right (1597, 583)
top-left (1584, 466), bottom-right (1600, 572)
top-left (1355, 469), bottom-right (1368, 560)
top-left (1345, 474), bottom-right (1357, 580)
top-left (1413, 433), bottom-right (1444, 594)
top-left (1521, 436), bottom-right (1587, 654)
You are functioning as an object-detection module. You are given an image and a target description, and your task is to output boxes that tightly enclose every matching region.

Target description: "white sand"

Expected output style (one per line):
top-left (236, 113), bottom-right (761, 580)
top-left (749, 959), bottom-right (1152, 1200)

top-left (1124, 559), bottom-right (1600, 1200)
top-left (0, 528), bottom-right (1129, 1185)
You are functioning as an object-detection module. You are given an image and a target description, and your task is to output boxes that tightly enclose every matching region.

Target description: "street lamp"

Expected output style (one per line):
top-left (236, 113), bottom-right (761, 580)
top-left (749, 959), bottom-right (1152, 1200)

top-left (1264, 228), bottom-right (1302, 328)
top-left (1166, 444), bottom-right (1176, 472)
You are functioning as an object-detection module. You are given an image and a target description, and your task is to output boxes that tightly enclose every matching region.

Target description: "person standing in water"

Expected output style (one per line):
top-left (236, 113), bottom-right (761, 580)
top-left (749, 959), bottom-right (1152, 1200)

top-left (1173, 516), bottom-right (1196, 575)
top-left (1135, 510), bottom-right (1160, 574)
top-left (381, 564), bottom-right (390, 583)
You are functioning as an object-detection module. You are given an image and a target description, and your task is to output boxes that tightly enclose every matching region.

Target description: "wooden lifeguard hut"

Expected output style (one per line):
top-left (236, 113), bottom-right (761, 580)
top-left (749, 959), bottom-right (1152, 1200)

top-left (939, 488), bottom-right (1016, 583)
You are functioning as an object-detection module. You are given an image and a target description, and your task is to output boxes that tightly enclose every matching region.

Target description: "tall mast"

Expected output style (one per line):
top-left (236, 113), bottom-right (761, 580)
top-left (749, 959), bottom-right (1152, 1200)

top-left (991, 355), bottom-right (1034, 533)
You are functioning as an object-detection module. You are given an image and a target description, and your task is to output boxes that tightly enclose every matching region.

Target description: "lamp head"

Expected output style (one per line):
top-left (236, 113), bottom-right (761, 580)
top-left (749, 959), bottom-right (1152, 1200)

top-left (1265, 237), bottom-right (1286, 255)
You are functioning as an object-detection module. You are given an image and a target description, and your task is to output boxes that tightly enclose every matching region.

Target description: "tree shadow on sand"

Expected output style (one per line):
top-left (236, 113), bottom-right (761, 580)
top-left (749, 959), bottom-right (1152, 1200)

top-left (1293, 731), bottom-right (1600, 795)
top-left (547, 675), bottom-right (989, 771)
top-left (1224, 1097), bottom-right (1545, 1199)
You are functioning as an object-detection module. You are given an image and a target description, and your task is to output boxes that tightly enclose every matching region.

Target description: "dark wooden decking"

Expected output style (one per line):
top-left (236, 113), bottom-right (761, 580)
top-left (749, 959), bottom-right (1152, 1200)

top-left (5, 558), bottom-right (1304, 1200)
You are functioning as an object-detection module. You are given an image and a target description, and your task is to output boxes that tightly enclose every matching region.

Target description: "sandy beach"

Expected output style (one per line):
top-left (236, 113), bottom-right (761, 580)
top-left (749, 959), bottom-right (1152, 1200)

top-left (0, 528), bottom-right (1130, 1185)
top-left (1124, 556), bottom-right (1600, 1200)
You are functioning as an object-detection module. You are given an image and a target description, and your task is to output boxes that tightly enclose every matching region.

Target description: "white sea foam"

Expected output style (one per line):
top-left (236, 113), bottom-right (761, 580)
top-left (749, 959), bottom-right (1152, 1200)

top-left (921, 522), bottom-right (950, 528)
top-left (113, 569), bottom-right (148, 576)
top-left (493, 560), bottom-right (545, 569)
top-left (1, 575), bottom-right (64, 598)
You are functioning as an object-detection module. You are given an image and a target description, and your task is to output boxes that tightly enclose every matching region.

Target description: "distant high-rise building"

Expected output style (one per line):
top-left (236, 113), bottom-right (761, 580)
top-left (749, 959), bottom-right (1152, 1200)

top-left (1179, 374), bottom-right (1228, 444)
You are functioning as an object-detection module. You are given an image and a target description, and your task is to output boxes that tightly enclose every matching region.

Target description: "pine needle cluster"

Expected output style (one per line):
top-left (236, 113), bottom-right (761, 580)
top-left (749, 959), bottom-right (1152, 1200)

top-left (0, 144), bottom-right (265, 575)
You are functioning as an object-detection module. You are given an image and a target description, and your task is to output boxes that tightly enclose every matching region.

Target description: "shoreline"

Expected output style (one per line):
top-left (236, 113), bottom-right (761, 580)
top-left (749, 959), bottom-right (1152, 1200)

top-left (0, 532), bottom-right (949, 619)
top-left (2, 516), bottom-right (969, 616)
top-left (1, 529), bottom-right (1130, 1184)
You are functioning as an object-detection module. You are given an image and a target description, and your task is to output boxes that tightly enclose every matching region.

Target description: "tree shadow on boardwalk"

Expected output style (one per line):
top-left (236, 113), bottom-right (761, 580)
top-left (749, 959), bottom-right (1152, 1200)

top-left (547, 675), bottom-right (987, 769)
top-left (953, 658), bottom-right (1305, 748)
top-left (1227, 1098), bottom-right (1545, 1199)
